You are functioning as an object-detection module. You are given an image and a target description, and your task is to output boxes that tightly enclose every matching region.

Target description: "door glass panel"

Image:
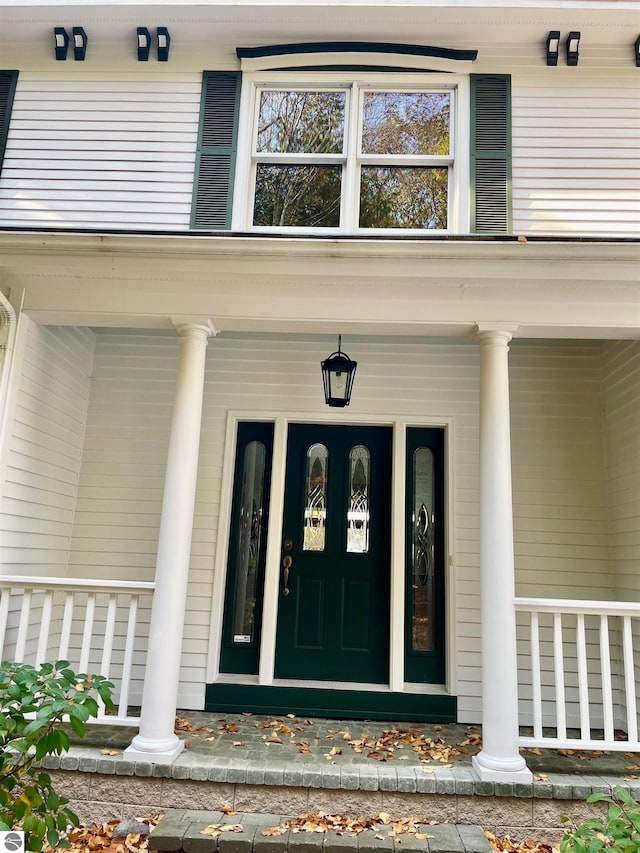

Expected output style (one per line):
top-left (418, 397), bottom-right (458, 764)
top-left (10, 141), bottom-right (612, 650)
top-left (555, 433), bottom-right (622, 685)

top-left (303, 443), bottom-right (328, 551)
top-left (412, 447), bottom-right (435, 651)
top-left (231, 441), bottom-right (266, 643)
top-left (347, 444), bottom-right (370, 553)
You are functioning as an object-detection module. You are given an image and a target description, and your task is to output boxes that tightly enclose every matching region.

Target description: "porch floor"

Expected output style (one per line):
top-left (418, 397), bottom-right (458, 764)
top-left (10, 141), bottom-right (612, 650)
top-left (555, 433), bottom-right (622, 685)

top-left (41, 712), bottom-right (640, 843)
top-left (70, 712), bottom-right (640, 781)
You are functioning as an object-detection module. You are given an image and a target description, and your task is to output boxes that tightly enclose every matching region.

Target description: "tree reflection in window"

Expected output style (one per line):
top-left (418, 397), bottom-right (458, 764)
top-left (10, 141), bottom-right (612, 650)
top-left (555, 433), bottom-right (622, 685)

top-left (232, 441), bottom-right (266, 642)
top-left (347, 445), bottom-right (370, 553)
top-left (412, 448), bottom-right (435, 651)
top-left (303, 443), bottom-right (328, 551)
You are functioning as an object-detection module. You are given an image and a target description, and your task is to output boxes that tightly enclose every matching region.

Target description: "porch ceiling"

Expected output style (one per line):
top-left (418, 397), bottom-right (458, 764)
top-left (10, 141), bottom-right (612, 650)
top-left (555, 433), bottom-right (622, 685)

top-left (0, 231), bottom-right (639, 340)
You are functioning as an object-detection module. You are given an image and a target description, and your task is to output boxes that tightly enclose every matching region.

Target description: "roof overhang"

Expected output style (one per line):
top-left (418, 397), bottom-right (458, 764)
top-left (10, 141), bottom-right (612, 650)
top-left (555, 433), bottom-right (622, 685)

top-left (1, 230), bottom-right (639, 340)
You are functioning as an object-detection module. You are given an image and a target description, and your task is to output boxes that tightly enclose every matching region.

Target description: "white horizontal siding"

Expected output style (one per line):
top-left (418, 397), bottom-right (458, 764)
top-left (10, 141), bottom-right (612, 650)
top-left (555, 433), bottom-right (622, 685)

top-left (67, 331), bottom-right (614, 719)
top-left (510, 343), bottom-right (613, 601)
top-left (0, 322), bottom-right (95, 665)
top-left (0, 66), bottom-right (637, 235)
top-left (0, 72), bottom-right (201, 230)
top-left (511, 77), bottom-right (640, 236)
top-left (601, 341), bottom-right (640, 729)
top-left (0, 320), bottom-right (95, 577)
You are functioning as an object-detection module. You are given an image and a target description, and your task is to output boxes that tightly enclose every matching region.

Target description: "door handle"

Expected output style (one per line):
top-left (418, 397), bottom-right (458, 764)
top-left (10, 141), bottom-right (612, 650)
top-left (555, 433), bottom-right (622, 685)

top-left (282, 555), bottom-right (292, 596)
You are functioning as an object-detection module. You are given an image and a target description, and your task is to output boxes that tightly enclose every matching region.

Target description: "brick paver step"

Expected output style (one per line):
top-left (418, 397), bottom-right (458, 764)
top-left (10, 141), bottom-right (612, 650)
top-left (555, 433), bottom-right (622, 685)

top-left (150, 810), bottom-right (493, 853)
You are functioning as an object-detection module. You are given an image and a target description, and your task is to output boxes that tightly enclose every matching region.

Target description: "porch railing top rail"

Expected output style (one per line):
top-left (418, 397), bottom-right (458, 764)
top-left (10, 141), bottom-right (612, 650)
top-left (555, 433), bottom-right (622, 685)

top-left (0, 575), bottom-right (155, 593)
top-left (515, 597), bottom-right (640, 618)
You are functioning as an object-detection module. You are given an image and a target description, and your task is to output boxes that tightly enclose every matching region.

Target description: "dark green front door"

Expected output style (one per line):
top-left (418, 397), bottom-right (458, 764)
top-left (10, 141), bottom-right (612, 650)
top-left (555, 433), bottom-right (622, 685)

top-left (274, 424), bottom-right (392, 684)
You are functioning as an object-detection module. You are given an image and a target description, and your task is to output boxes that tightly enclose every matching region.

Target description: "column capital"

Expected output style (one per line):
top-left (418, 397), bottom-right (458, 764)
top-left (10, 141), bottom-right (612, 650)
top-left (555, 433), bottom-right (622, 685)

top-left (474, 323), bottom-right (519, 347)
top-left (171, 317), bottom-right (220, 341)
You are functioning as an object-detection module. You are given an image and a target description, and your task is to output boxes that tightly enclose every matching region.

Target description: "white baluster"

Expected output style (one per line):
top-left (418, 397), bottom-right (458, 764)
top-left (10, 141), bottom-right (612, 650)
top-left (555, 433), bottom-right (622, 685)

top-left (600, 614), bottom-right (614, 745)
top-left (79, 593), bottom-right (95, 674)
top-left (622, 616), bottom-right (638, 745)
top-left (530, 612), bottom-right (543, 739)
top-left (119, 595), bottom-right (138, 720)
top-left (0, 587), bottom-right (10, 659)
top-left (58, 592), bottom-right (74, 660)
top-left (553, 612), bottom-right (567, 741)
top-left (576, 613), bottom-right (591, 741)
top-left (15, 589), bottom-right (32, 662)
top-left (36, 591), bottom-right (53, 666)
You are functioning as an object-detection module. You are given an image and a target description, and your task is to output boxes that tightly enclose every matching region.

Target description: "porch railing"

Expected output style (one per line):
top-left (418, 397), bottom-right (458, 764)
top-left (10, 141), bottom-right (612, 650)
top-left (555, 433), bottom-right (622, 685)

top-left (515, 597), bottom-right (640, 752)
top-left (0, 576), bottom-right (155, 726)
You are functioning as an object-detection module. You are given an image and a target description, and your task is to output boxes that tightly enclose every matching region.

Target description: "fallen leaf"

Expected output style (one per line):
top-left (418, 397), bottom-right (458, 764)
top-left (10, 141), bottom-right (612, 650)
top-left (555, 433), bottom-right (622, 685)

top-left (221, 804), bottom-right (237, 815)
top-left (100, 749), bottom-right (121, 756)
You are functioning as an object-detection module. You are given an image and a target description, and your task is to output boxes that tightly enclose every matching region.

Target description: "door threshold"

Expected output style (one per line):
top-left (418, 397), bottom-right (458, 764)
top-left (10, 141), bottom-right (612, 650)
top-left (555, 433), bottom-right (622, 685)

top-left (215, 674), bottom-right (451, 696)
top-left (206, 681), bottom-right (456, 722)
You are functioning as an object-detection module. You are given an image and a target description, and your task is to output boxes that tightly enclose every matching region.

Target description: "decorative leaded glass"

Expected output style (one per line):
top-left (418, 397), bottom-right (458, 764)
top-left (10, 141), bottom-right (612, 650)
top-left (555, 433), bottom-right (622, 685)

top-left (412, 448), bottom-right (435, 651)
top-left (347, 445), bottom-right (370, 553)
top-left (232, 441), bottom-right (266, 643)
top-left (303, 443), bottom-right (328, 551)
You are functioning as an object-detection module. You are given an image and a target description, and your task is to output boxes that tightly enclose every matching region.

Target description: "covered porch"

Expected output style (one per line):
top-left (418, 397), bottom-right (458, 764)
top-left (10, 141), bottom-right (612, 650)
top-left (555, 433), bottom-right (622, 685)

top-left (0, 232), bottom-right (638, 783)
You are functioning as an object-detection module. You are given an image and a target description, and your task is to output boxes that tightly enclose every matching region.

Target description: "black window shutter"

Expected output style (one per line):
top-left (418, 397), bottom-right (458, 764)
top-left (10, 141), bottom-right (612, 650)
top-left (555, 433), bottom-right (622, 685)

top-left (191, 71), bottom-right (241, 230)
top-left (0, 71), bottom-right (18, 176)
top-left (470, 74), bottom-right (512, 234)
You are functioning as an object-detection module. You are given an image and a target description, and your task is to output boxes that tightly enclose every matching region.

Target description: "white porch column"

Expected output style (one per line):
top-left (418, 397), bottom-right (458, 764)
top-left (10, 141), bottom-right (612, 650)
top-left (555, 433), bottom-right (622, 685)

top-left (125, 319), bottom-right (217, 763)
top-left (472, 325), bottom-right (532, 782)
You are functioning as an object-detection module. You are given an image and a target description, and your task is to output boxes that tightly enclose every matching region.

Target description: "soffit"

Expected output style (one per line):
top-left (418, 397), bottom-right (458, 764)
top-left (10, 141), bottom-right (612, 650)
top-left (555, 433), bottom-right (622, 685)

top-left (1, 232), bottom-right (638, 339)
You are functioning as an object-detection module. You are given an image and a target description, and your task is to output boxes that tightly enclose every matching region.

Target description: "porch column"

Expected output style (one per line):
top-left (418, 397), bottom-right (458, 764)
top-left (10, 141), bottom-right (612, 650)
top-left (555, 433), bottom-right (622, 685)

top-left (472, 325), bottom-right (532, 782)
top-left (125, 319), bottom-right (217, 763)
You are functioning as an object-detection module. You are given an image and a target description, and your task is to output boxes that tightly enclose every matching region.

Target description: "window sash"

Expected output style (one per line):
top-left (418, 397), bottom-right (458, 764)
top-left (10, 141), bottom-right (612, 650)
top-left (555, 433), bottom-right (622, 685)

top-left (246, 81), bottom-right (457, 234)
top-left (233, 71), bottom-right (469, 234)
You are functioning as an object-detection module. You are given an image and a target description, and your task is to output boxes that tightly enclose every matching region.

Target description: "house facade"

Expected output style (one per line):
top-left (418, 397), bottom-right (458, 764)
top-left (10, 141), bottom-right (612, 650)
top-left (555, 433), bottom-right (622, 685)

top-left (0, 0), bottom-right (638, 780)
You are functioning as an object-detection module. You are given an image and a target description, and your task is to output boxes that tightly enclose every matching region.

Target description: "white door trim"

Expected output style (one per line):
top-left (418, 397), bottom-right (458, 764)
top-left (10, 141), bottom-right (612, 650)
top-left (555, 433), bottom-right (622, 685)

top-left (205, 411), bottom-right (456, 696)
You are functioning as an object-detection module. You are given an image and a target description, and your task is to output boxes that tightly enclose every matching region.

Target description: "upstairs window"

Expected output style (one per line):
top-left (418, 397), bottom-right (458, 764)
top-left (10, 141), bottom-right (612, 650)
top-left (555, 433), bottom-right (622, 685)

top-left (233, 73), bottom-right (468, 234)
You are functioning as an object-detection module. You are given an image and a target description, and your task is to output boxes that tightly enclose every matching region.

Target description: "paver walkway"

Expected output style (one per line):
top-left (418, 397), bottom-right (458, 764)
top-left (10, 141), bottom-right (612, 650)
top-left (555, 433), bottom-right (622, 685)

top-left (150, 808), bottom-right (493, 853)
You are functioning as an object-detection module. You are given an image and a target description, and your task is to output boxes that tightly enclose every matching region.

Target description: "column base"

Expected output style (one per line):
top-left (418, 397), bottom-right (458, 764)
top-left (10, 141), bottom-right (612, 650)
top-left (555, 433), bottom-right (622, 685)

top-left (472, 753), bottom-right (533, 782)
top-left (124, 733), bottom-right (185, 765)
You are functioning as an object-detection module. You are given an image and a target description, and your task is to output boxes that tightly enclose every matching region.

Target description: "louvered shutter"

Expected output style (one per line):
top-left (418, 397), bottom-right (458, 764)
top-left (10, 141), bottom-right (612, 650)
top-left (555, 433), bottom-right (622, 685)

top-left (0, 71), bottom-right (18, 176)
top-left (470, 75), bottom-right (512, 234)
top-left (191, 72), bottom-right (241, 230)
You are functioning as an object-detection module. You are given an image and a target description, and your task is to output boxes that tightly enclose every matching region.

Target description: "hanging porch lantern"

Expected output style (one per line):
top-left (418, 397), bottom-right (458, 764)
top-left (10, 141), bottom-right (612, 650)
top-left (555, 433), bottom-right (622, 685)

top-left (321, 335), bottom-right (357, 407)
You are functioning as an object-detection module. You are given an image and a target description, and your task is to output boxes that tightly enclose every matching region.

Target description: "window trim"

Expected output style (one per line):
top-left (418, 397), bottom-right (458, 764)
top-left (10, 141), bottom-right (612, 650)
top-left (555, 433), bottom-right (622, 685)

top-left (232, 71), bottom-right (470, 235)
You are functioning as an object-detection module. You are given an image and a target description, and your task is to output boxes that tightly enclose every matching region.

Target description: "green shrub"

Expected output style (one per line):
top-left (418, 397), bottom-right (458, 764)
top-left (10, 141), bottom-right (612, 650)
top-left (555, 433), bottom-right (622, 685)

top-left (560, 786), bottom-right (640, 853)
top-left (0, 660), bottom-right (114, 850)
